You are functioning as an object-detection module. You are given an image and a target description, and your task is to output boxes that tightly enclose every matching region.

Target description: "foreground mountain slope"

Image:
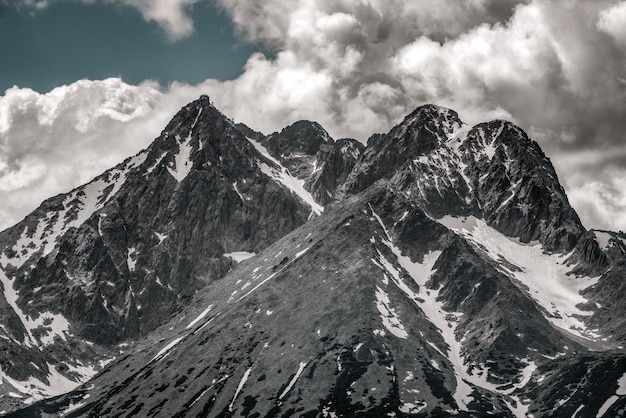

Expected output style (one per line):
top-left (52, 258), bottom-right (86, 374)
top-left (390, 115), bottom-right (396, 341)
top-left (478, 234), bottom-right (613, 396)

top-left (14, 183), bottom-right (626, 418)
top-left (3, 99), bottom-right (626, 417)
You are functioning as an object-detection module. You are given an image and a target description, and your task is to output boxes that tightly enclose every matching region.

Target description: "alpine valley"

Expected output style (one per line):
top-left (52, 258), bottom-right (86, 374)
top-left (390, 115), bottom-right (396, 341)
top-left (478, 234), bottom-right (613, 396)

top-left (1, 96), bottom-right (626, 418)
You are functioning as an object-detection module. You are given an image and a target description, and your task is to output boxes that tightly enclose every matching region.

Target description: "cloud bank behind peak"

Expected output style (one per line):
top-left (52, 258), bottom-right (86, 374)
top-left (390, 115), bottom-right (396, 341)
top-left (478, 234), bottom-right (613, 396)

top-left (3, 0), bottom-right (626, 233)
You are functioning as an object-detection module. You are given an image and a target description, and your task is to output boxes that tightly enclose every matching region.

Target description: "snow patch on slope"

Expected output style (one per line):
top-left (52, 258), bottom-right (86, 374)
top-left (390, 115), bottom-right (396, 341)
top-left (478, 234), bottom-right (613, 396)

top-left (127, 247), bottom-right (137, 272)
top-left (224, 252), bottom-right (256, 262)
top-left (186, 305), bottom-right (213, 330)
top-left (0, 362), bottom-right (97, 406)
top-left (145, 152), bottom-right (167, 175)
top-left (596, 370), bottom-right (626, 417)
top-left (167, 108), bottom-right (202, 183)
top-left (279, 362), bottom-right (307, 400)
top-left (167, 107), bottom-right (202, 183)
top-left (151, 336), bottom-right (185, 363)
top-left (387, 236), bottom-right (534, 416)
top-left (371, 207), bottom-right (536, 415)
top-left (1, 150), bottom-right (147, 271)
top-left (155, 232), bottom-right (168, 244)
top-left (0, 270), bottom-right (70, 347)
top-left (229, 367), bottom-right (252, 412)
top-left (439, 216), bottom-right (601, 340)
top-left (167, 136), bottom-right (194, 183)
top-left (374, 286), bottom-right (408, 339)
top-left (232, 182), bottom-right (246, 201)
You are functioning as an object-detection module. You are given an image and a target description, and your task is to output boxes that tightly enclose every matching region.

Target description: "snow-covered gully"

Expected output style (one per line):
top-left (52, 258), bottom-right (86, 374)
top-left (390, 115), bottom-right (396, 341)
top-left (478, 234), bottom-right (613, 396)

top-left (370, 207), bottom-right (534, 417)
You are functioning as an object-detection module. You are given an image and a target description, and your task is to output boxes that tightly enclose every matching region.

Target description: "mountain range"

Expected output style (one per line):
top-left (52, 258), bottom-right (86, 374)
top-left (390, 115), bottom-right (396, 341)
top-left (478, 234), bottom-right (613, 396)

top-left (0, 95), bottom-right (625, 417)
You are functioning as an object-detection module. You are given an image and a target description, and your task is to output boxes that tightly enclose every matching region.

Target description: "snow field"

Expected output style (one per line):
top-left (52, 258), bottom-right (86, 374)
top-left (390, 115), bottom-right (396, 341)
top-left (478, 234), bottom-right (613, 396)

top-left (439, 216), bottom-right (601, 340)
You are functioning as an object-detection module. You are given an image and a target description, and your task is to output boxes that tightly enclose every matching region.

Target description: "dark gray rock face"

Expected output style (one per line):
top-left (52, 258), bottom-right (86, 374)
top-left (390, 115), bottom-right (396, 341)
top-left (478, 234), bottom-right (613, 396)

top-left (263, 121), bottom-right (332, 163)
top-left (581, 230), bottom-right (626, 342)
top-left (343, 106), bottom-right (589, 255)
top-left (336, 105), bottom-right (606, 287)
top-left (304, 138), bottom-right (364, 205)
top-left (2, 99), bottom-right (626, 417)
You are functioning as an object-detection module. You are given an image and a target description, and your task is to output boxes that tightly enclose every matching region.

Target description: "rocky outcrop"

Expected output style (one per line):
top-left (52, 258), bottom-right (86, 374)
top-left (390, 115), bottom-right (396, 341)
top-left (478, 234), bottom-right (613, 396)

top-left (304, 138), bottom-right (364, 205)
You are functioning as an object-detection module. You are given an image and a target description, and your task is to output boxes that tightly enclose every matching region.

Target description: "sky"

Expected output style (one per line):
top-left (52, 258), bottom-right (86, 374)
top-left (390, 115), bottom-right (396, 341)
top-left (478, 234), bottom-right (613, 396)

top-left (1, 0), bottom-right (626, 232)
top-left (0, 0), bottom-right (256, 92)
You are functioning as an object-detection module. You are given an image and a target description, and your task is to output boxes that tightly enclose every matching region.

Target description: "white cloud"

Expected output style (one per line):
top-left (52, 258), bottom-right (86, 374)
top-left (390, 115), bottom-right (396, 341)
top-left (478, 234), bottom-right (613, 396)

top-left (545, 145), bottom-right (626, 231)
top-left (205, 1), bottom-right (619, 137)
top-left (4, 0), bottom-right (626, 232)
top-left (0, 78), bottom-right (206, 230)
top-left (598, 1), bottom-right (626, 48)
top-left (566, 169), bottom-right (626, 232)
top-left (205, 0), bottom-right (626, 231)
top-left (219, 0), bottom-right (530, 45)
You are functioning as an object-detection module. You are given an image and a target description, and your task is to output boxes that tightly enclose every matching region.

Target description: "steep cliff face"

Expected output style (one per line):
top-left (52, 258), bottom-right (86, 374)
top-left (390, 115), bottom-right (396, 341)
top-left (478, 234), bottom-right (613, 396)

top-left (2, 99), bottom-right (626, 417)
top-left (261, 120), bottom-right (332, 177)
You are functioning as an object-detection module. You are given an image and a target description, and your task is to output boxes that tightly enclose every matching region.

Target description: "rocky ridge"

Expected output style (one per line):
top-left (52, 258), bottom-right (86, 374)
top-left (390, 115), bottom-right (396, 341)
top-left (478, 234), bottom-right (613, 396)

top-left (1, 100), bottom-right (625, 417)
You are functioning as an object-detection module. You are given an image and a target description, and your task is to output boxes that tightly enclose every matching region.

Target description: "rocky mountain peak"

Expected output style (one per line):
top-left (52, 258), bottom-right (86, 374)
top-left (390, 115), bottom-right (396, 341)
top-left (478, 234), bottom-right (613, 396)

top-left (403, 103), bottom-right (463, 134)
top-left (372, 103), bottom-right (463, 148)
top-left (232, 120), bottom-right (365, 208)
top-left (341, 104), bottom-right (463, 196)
top-left (234, 122), bottom-right (265, 142)
top-left (2, 97), bottom-right (626, 417)
top-left (339, 105), bottom-right (599, 261)
top-left (261, 119), bottom-right (333, 160)
top-left (281, 119), bottom-right (331, 140)
top-left (148, 95), bottom-right (246, 181)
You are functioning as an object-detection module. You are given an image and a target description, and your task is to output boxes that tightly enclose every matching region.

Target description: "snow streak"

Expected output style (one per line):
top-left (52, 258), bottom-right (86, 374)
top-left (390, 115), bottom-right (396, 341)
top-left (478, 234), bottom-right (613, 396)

top-left (247, 137), bottom-right (323, 216)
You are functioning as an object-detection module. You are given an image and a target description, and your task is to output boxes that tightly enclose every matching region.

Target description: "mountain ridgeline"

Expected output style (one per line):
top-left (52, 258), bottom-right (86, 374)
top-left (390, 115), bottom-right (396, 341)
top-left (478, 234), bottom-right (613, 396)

top-left (1, 96), bottom-right (626, 417)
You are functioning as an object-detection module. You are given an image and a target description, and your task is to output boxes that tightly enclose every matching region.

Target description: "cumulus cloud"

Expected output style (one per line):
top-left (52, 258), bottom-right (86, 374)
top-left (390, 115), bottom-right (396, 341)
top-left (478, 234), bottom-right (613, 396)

top-left (566, 167), bottom-right (626, 232)
top-left (0, 78), bottom-right (207, 230)
top-left (208, 0), bottom-right (625, 140)
top-left (598, 1), bottom-right (626, 48)
top-left (4, 0), bottom-right (626, 232)
top-left (220, 0), bottom-right (530, 46)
